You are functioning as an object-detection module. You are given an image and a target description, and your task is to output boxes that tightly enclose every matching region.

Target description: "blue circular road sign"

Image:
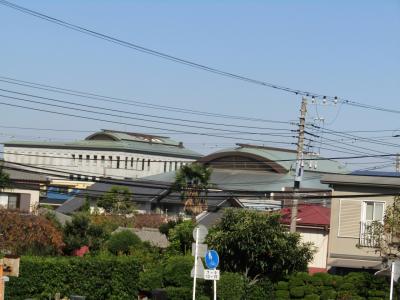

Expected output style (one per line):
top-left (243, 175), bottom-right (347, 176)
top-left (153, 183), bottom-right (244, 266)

top-left (205, 250), bottom-right (219, 269)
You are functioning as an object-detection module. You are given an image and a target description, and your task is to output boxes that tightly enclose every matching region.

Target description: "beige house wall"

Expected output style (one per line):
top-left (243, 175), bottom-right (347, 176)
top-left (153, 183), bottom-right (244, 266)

top-left (328, 186), bottom-right (395, 269)
top-left (1, 188), bottom-right (40, 212)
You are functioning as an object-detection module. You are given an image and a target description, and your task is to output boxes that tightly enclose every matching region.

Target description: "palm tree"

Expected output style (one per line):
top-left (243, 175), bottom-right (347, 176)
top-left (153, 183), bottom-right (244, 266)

top-left (174, 163), bottom-right (212, 215)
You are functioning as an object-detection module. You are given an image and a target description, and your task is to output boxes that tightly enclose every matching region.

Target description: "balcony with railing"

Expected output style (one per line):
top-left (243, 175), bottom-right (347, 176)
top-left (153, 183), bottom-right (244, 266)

top-left (359, 221), bottom-right (381, 248)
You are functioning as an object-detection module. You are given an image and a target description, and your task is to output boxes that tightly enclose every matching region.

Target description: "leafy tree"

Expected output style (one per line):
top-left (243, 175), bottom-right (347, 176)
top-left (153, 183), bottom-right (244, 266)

top-left (206, 208), bottom-right (314, 280)
top-left (97, 186), bottom-right (135, 215)
top-left (167, 220), bottom-right (195, 254)
top-left (0, 167), bottom-right (11, 189)
top-left (0, 209), bottom-right (64, 255)
top-left (107, 230), bottom-right (141, 255)
top-left (159, 218), bottom-right (183, 237)
top-left (362, 195), bottom-right (400, 265)
top-left (63, 213), bottom-right (109, 255)
top-left (174, 163), bottom-right (212, 215)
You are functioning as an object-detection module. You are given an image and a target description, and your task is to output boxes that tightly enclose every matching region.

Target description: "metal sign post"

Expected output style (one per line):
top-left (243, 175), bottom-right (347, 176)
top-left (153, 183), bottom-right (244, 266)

top-left (205, 250), bottom-right (220, 300)
top-left (192, 227), bottom-right (199, 300)
top-left (191, 225), bottom-right (208, 300)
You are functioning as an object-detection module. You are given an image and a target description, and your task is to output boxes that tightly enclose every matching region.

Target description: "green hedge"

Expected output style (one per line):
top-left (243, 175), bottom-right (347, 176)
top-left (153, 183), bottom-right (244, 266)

top-left (5, 255), bottom-right (141, 300)
top-left (275, 271), bottom-right (392, 300)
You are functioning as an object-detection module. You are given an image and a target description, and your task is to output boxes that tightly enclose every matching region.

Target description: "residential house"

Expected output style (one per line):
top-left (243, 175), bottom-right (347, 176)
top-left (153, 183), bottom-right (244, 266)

top-left (0, 162), bottom-right (48, 212)
top-left (280, 204), bottom-right (330, 273)
top-left (321, 172), bottom-right (400, 273)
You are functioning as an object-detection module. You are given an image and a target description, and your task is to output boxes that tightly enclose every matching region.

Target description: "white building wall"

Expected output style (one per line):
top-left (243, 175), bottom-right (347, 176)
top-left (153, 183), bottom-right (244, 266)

top-left (300, 228), bottom-right (329, 269)
top-left (4, 146), bottom-right (194, 179)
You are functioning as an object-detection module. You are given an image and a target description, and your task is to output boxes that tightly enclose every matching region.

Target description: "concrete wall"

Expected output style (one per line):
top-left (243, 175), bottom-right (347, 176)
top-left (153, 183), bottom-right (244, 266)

top-left (4, 146), bottom-right (194, 179)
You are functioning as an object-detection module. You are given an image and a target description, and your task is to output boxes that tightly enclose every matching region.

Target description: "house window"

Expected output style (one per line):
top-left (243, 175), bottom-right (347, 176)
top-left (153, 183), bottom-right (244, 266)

top-left (147, 159), bottom-right (151, 171)
top-left (71, 154), bottom-right (76, 164)
top-left (116, 156), bottom-right (120, 169)
top-left (101, 156), bottom-right (105, 166)
top-left (359, 201), bottom-right (385, 247)
top-left (109, 156), bottom-right (113, 168)
top-left (142, 159), bottom-right (145, 171)
top-left (131, 158), bottom-right (134, 168)
top-left (78, 154), bottom-right (83, 166)
top-left (125, 157), bottom-right (128, 169)
top-left (363, 201), bottom-right (385, 223)
top-left (0, 194), bottom-right (20, 210)
top-left (86, 155), bottom-right (90, 166)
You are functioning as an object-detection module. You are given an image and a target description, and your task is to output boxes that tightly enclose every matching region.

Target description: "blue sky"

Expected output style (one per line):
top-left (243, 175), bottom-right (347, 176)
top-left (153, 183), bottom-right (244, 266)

top-left (0, 1), bottom-right (399, 170)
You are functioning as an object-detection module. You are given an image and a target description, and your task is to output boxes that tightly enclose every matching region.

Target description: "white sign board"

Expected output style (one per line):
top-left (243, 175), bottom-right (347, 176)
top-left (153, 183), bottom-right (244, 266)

top-left (193, 225), bottom-right (208, 243)
top-left (204, 269), bottom-right (220, 281)
top-left (192, 243), bottom-right (208, 257)
top-left (190, 257), bottom-right (205, 278)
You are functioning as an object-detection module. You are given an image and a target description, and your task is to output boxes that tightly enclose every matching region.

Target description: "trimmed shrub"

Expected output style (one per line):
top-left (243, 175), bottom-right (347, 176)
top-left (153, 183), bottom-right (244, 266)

top-left (107, 230), bottom-right (141, 255)
top-left (5, 255), bottom-right (141, 300)
top-left (165, 287), bottom-right (191, 300)
top-left (217, 272), bottom-right (245, 300)
top-left (368, 289), bottom-right (385, 297)
top-left (275, 289), bottom-right (290, 299)
top-left (290, 286), bottom-right (305, 298)
top-left (276, 281), bottom-right (289, 290)
top-left (320, 288), bottom-right (337, 300)
top-left (304, 294), bottom-right (320, 300)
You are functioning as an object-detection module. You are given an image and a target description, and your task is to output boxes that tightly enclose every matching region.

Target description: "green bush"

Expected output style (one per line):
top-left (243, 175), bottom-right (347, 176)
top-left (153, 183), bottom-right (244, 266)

top-left (320, 288), bottom-right (337, 300)
top-left (217, 272), bottom-right (245, 300)
top-left (165, 287), bottom-right (192, 300)
top-left (163, 255), bottom-right (193, 288)
top-left (290, 286), bottom-right (305, 298)
top-left (275, 289), bottom-right (290, 299)
top-left (138, 267), bottom-right (163, 290)
top-left (107, 230), bottom-right (141, 255)
top-left (289, 276), bottom-right (305, 288)
top-left (367, 289), bottom-right (385, 297)
top-left (304, 294), bottom-right (320, 300)
top-left (276, 281), bottom-right (289, 290)
top-left (245, 278), bottom-right (274, 300)
top-left (5, 255), bottom-right (141, 300)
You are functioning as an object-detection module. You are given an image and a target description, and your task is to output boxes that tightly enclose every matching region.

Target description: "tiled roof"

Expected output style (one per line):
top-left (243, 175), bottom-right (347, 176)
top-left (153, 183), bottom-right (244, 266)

top-left (280, 204), bottom-right (330, 227)
top-left (114, 227), bottom-right (170, 248)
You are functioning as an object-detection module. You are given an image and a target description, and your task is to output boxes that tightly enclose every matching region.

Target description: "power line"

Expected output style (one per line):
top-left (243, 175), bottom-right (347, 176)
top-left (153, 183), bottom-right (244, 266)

top-left (0, 97), bottom-right (295, 146)
top-left (0, 76), bottom-right (293, 125)
top-left (2, 1), bottom-right (399, 116)
top-left (0, 0), bottom-right (334, 99)
top-left (0, 87), bottom-right (295, 133)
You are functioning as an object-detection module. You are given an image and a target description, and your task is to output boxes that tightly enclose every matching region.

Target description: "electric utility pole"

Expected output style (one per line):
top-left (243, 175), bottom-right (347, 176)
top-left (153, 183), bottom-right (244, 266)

top-left (290, 97), bottom-right (307, 233)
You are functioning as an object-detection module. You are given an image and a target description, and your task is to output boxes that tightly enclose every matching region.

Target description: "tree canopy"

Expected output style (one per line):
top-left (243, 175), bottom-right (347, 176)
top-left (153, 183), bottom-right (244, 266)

top-left (174, 163), bottom-right (212, 215)
top-left (206, 208), bottom-right (314, 280)
top-left (0, 167), bottom-right (11, 190)
top-left (97, 186), bottom-right (135, 215)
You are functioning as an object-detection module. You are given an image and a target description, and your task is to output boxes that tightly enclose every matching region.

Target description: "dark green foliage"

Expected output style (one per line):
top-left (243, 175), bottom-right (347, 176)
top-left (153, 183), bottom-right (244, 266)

top-left (159, 218), bottom-right (182, 237)
top-left (275, 289), bottom-right (290, 299)
top-left (290, 286), bottom-right (305, 298)
top-left (138, 267), bottom-right (163, 291)
top-left (217, 272), bottom-right (245, 300)
top-left (276, 281), bottom-right (289, 290)
top-left (167, 220), bottom-right (195, 254)
top-left (244, 278), bottom-right (274, 300)
top-left (165, 287), bottom-right (192, 300)
top-left (5, 256), bottom-right (141, 300)
top-left (304, 294), bottom-right (320, 300)
top-left (207, 209), bottom-right (314, 280)
top-left (63, 213), bottom-right (109, 254)
top-left (97, 186), bottom-right (135, 214)
top-left (320, 288), bottom-right (336, 300)
top-left (0, 167), bottom-right (11, 189)
top-left (163, 255), bottom-right (193, 288)
top-left (107, 230), bottom-right (141, 255)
